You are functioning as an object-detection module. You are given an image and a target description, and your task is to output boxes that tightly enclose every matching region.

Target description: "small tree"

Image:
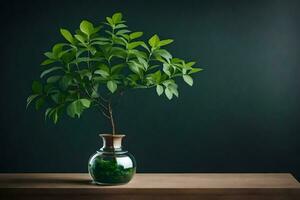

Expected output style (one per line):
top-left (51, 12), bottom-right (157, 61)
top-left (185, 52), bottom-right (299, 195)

top-left (27, 12), bottom-right (203, 134)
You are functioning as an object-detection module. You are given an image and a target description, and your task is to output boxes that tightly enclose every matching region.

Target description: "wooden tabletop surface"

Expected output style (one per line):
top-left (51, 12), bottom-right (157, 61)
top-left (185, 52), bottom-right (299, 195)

top-left (1, 173), bottom-right (300, 200)
top-left (0, 173), bottom-right (299, 189)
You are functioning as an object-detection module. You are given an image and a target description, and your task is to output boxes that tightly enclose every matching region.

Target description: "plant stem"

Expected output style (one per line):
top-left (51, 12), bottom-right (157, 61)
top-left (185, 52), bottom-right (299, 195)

top-left (108, 101), bottom-right (116, 134)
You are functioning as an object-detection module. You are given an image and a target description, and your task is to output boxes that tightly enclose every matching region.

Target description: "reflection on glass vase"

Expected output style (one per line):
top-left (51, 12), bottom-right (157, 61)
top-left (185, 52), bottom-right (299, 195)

top-left (88, 134), bottom-right (136, 185)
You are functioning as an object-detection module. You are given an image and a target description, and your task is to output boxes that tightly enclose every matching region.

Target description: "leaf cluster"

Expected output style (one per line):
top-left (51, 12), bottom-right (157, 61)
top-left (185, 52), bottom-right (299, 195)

top-left (27, 12), bottom-right (203, 123)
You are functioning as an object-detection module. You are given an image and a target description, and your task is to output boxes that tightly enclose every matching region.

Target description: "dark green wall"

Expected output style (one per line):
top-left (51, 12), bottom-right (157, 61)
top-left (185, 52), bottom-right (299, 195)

top-left (1, 0), bottom-right (300, 179)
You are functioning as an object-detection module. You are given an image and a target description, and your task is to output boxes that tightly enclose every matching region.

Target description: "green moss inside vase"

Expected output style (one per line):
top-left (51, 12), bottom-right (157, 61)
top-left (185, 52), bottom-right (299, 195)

top-left (88, 154), bottom-right (136, 184)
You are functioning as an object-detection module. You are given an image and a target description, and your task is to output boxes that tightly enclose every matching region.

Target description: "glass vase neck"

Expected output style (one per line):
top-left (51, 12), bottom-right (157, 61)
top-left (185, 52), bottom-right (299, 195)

top-left (100, 134), bottom-right (125, 152)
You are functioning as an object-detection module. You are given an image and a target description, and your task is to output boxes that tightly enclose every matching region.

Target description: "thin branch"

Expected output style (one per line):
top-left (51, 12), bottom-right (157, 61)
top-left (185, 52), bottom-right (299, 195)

top-left (108, 101), bottom-right (116, 134)
top-left (95, 105), bottom-right (110, 119)
top-left (101, 110), bottom-right (110, 119)
top-left (99, 94), bottom-right (108, 102)
top-left (98, 101), bottom-right (108, 110)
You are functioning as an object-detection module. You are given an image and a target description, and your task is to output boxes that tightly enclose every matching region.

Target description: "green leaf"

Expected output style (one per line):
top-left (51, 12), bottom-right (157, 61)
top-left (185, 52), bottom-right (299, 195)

top-left (94, 69), bottom-right (109, 78)
top-left (71, 57), bottom-right (90, 64)
top-left (111, 63), bottom-right (126, 74)
top-left (91, 40), bottom-right (110, 46)
top-left (53, 110), bottom-right (59, 124)
top-left (45, 107), bottom-right (58, 124)
top-left (165, 88), bottom-right (173, 100)
top-left (41, 59), bottom-right (56, 66)
top-left (158, 39), bottom-right (174, 47)
top-left (67, 99), bottom-right (91, 118)
top-left (48, 107), bottom-right (60, 124)
top-left (32, 81), bottom-right (43, 94)
top-left (115, 24), bottom-right (127, 29)
top-left (183, 74), bottom-right (193, 86)
top-left (80, 99), bottom-right (91, 107)
top-left (45, 108), bottom-right (52, 120)
top-left (67, 101), bottom-right (81, 118)
top-left (40, 67), bottom-right (63, 78)
top-left (154, 49), bottom-right (172, 61)
top-left (113, 37), bottom-right (127, 46)
top-left (186, 61), bottom-right (196, 68)
top-left (91, 84), bottom-right (100, 98)
top-left (171, 58), bottom-right (184, 64)
top-left (168, 84), bottom-right (179, 97)
top-left (26, 94), bottom-right (39, 108)
top-left (57, 49), bottom-right (73, 59)
top-left (153, 70), bottom-right (162, 82)
top-left (52, 44), bottom-right (64, 56)
top-left (98, 63), bottom-right (110, 73)
top-left (51, 93), bottom-right (62, 104)
top-left (128, 61), bottom-right (142, 75)
top-left (74, 34), bottom-right (86, 44)
top-left (129, 64), bottom-right (140, 74)
top-left (116, 29), bottom-right (130, 35)
top-left (148, 34), bottom-right (160, 48)
top-left (172, 88), bottom-right (179, 97)
top-left (75, 48), bottom-right (87, 57)
top-left (92, 25), bottom-right (102, 34)
top-left (45, 107), bottom-right (58, 123)
top-left (60, 28), bottom-right (74, 44)
top-left (163, 64), bottom-right (171, 76)
top-left (60, 50), bottom-right (76, 63)
top-left (87, 46), bottom-right (97, 55)
top-left (137, 57), bottom-right (148, 70)
top-left (112, 12), bottom-right (122, 24)
top-left (35, 97), bottom-right (45, 110)
top-left (44, 105), bottom-right (63, 123)
top-left (44, 85), bottom-right (59, 95)
top-left (44, 52), bottom-right (55, 59)
top-left (189, 68), bottom-right (203, 74)
top-left (106, 17), bottom-right (114, 26)
top-left (78, 69), bottom-right (92, 80)
top-left (107, 80), bottom-right (117, 93)
top-left (128, 41), bottom-right (143, 50)
top-left (156, 85), bottom-right (164, 96)
top-left (80, 20), bottom-right (94, 36)
top-left (129, 48), bottom-right (148, 58)
top-left (129, 32), bottom-right (143, 40)
top-left (47, 75), bottom-right (61, 83)
top-left (140, 42), bottom-right (150, 52)
top-left (110, 47), bottom-right (127, 59)
top-left (60, 75), bottom-right (73, 90)
top-left (91, 37), bottom-right (111, 42)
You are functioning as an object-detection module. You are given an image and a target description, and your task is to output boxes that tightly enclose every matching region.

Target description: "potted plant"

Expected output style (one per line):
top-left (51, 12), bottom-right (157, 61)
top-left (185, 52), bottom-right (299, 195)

top-left (27, 12), bottom-right (203, 185)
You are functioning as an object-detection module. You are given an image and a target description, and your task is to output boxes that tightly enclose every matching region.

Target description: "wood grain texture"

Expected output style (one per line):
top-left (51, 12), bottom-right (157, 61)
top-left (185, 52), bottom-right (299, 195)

top-left (0, 173), bottom-right (299, 200)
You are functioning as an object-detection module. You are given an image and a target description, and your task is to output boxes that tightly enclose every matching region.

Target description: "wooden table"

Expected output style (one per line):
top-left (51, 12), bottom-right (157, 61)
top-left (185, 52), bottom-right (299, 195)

top-left (0, 173), bottom-right (299, 200)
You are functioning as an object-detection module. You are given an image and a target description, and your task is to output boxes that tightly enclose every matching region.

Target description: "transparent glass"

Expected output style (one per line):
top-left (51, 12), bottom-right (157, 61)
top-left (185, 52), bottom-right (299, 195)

top-left (88, 134), bottom-right (136, 185)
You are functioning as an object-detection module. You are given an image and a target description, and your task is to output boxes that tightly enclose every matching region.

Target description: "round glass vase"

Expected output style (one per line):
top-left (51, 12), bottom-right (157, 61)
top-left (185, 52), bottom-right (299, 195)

top-left (88, 134), bottom-right (136, 185)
